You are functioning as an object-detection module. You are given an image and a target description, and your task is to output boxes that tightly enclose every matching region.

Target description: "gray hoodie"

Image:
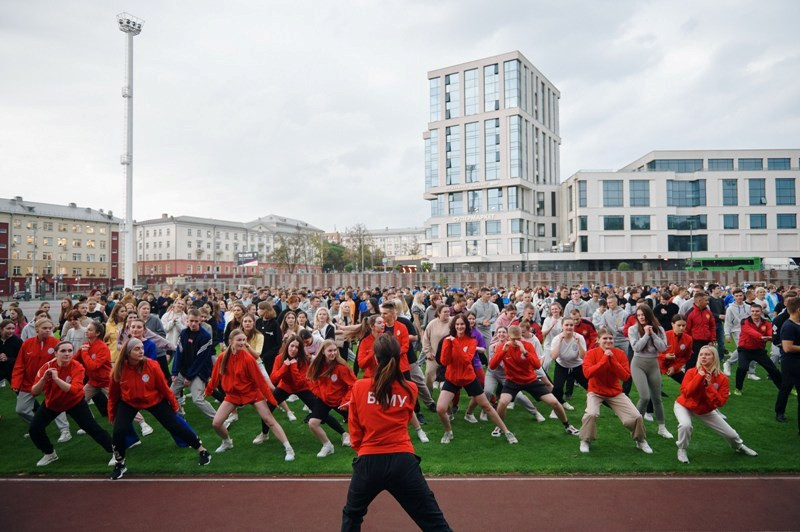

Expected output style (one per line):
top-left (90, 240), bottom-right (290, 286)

top-left (627, 325), bottom-right (668, 358)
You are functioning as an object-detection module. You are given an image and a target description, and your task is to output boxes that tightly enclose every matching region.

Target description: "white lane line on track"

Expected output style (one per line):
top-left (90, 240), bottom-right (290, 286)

top-left (1, 476), bottom-right (799, 483)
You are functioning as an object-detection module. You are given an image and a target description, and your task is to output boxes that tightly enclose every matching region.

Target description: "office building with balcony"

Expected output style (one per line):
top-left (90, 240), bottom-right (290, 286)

top-left (421, 51), bottom-right (562, 272)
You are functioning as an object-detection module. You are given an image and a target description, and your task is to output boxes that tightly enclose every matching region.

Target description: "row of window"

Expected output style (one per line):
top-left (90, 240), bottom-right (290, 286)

top-left (136, 264), bottom-right (263, 275)
top-left (10, 251), bottom-right (108, 262)
top-left (11, 266), bottom-right (107, 277)
top-left (642, 158), bottom-right (794, 172)
top-left (581, 213), bottom-right (797, 231)
top-left (445, 238), bottom-right (528, 257)
top-left (11, 221), bottom-right (107, 234)
top-left (10, 236), bottom-right (106, 249)
top-left (427, 219), bottom-right (556, 240)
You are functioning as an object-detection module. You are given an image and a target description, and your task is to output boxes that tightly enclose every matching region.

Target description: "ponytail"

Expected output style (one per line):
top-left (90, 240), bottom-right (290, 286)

top-left (371, 334), bottom-right (412, 410)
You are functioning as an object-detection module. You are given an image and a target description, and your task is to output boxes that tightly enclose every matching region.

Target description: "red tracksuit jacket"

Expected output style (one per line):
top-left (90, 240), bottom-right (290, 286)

top-left (440, 335), bottom-right (478, 386)
top-left (11, 336), bottom-right (59, 393)
top-left (77, 339), bottom-right (112, 388)
top-left (658, 331), bottom-right (693, 374)
top-left (310, 363), bottom-right (356, 407)
top-left (489, 340), bottom-right (541, 385)
top-left (738, 317), bottom-right (772, 351)
top-left (357, 334), bottom-right (379, 379)
top-left (108, 358), bottom-right (178, 422)
top-left (206, 349), bottom-right (277, 406)
top-left (271, 355), bottom-right (311, 393)
top-left (685, 306), bottom-right (716, 342)
top-left (348, 378), bottom-right (417, 456)
top-left (582, 347), bottom-right (630, 397)
top-left (34, 358), bottom-right (85, 412)
top-left (677, 368), bottom-right (729, 415)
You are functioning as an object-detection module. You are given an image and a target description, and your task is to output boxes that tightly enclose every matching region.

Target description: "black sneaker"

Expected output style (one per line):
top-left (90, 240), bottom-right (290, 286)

top-left (111, 462), bottom-right (127, 480)
top-left (198, 450), bottom-right (211, 466)
top-left (427, 402), bottom-right (437, 413)
top-left (417, 413), bottom-right (427, 425)
top-left (776, 414), bottom-right (788, 423)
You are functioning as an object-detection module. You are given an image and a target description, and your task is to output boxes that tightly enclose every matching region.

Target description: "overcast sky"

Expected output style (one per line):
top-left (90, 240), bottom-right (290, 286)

top-left (2, 0), bottom-right (799, 232)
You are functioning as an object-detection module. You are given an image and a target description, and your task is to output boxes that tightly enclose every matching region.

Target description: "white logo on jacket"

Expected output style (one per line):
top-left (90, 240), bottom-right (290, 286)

top-left (463, 346), bottom-right (468, 352)
top-left (142, 374), bottom-right (150, 383)
top-left (66, 376), bottom-right (72, 383)
top-left (48, 348), bottom-right (55, 354)
top-left (331, 374), bottom-right (338, 382)
top-left (679, 344), bottom-right (685, 350)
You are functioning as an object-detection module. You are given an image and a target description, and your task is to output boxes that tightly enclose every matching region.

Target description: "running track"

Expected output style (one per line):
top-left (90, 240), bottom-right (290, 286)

top-left (2, 475), bottom-right (799, 530)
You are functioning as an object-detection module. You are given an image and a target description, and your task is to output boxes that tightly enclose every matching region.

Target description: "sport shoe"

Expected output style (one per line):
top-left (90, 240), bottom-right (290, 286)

top-left (505, 432), bottom-right (518, 444)
top-left (562, 402), bottom-right (575, 411)
top-left (564, 425), bottom-right (580, 436)
top-left (579, 441), bottom-right (590, 453)
top-left (77, 429), bottom-right (87, 435)
top-left (491, 427), bottom-right (502, 437)
top-left (636, 440), bottom-right (653, 454)
top-left (302, 404), bottom-right (312, 413)
top-left (733, 389), bottom-right (742, 396)
top-left (108, 456), bottom-right (117, 466)
top-left (440, 431), bottom-right (454, 444)
top-left (644, 413), bottom-right (654, 422)
top-left (36, 452), bottom-right (59, 467)
top-left (342, 432), bottom-right (351, 447)
top-left (534, 411), bottom-right (546, 423)
top-left (777, 413), bottom-right (788, 423)
top-left (677, 449), bottom-right (689, 463)
top-left (736, 444), bottom-right (758, 457)
top-left (140, 422), bottom-right (154, 436)
top-left (284, 448), bottom-right (295, 462)
top-left (549, 410), bottom-right (558, 419)
top-left (479, 411), bottom-right (488, 422)
top-left (722, 361), bottom-right (731, 376)
top-left (417, 413), bottom-right (427, 425)
top-left (286, 410), bottom-right (297, 422)
top-left (506, 402), bottom-right (515, 410)
top-left (316, 442), bottom-right (335, 458)
top-left (747, 373), bottom-right (761, 381)
top-left (215, 439), bottom-right (234, 453)
top-left (199, 450), bottom-right (211, 466)
top-left (287, 394), bottom-right (299, 402)
top-left (464, 413), bottom-right (478, 424)
top-left (57, 430), bottom-right (72, 443)
top-left (657, 425), bottom-right (674, 439)
top-left (427, 402), bottom-right (437, 412)
top-left (111, 462), bottom-right (127, 479)
top-left (252, 432), bottom-right (270, 445)
top-left (448, 412), bottom-right (454, 422)
top-left (417, 429), bottom-right (430, 443)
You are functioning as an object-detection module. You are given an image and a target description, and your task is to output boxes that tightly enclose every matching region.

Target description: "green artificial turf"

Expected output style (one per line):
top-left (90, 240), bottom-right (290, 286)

top-left (2, 355), bottom-right (797, 478)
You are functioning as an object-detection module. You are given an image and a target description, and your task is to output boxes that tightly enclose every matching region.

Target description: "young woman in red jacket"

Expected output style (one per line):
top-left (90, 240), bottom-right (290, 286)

top-left (307, 340), bottom-right (356, 457)
top-left (28, 340), bottom-right (114, 467)
top-left (108, 338), bottom-right (211, 479)
top-left (674, 345), bottom-right (758, 464)
top-left (437, 314), bottom-right (515, 444)
top-left (578, 328), bottom-right (652, 454)
top-left (356, 315), bottom-right (385, 378)
top-left (205, 329), bottom-right (295, 461)
top-left (734, 304), bottom-right (782, 395)
top-left (341, 334), bottom-right (451, 531)
top-left (658, 315), bottom-right (693, 384)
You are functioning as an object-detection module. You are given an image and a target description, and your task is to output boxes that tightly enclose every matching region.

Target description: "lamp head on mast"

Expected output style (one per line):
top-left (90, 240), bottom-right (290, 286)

top-left (117, 13), bottom-right (144, 35)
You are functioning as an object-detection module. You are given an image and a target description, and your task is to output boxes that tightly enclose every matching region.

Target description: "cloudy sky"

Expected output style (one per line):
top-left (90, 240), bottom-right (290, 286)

top-left (2, 0), bottom-right (799, 232)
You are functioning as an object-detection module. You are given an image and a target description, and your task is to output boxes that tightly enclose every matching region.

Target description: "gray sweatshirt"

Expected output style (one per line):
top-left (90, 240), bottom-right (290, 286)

top-left (627, 325), bottom-right (668, 358)
top-left (599, 307), bottom-right (628, 346)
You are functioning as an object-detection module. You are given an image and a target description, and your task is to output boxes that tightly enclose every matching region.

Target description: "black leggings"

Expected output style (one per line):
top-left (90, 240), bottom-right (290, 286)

top-left (552, 362), bottom-right (589, 404)
top-left (30, 400), bottom-right (112, 455)
top-left (736, 348), bottom-right (782, 391)
top-left (112, 399), bottom-right (201, 460)
top-left (309, 397), bottom-right (347, 435)
top-left (264, 388), bottom-right (344, 435)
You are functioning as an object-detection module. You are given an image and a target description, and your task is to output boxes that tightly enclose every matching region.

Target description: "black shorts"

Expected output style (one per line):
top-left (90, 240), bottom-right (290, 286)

top-left (309, 397), bottom-right (347, 421)
top-left (502, 380), bottom-right (550, 401)
top-left (441, 378), bottom-right (484, 397)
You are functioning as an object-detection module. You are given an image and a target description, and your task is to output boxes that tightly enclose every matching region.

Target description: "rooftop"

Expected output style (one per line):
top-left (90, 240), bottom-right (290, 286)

top-left (0, 196), bottom-right (121, 223)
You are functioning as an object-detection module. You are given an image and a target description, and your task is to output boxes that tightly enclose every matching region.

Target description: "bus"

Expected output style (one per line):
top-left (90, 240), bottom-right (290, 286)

top-left (685, 257), bottom-right (761, 271)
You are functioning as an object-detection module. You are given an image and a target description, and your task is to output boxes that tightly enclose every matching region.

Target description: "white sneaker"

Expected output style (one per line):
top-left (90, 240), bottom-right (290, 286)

top-left (0, 379), bottom-right (7, 387)
top-left (549, 410), bottom-right (558, 419)
top-left (252, 432), bottom-right (270, 445)
top-left (215, 439), bottom-right (234, 453)
top-left (287, 394), bottom-right (299, 402)
top-left (677, 449), bottom-right (689, 463)
top-left (448, 412), bottom-right (454, 422)
top-left (747, 373), bottom-right (761, 381)
top-left (286, 410), bottom-right (297, 422)
top-left (342, 432), bottom-right (351, 447)
top-left (36, 452), bottom-right (59, 467)
top-left (644, 413), bottom-right (654, 422)
top-left (433, 382), bottom-right (439, 390)
top-left (108, 456), bottom-right (117, 466)
top-left (636, 440), bottom-right (653, 454)
top-left (440, 431), bottom-right (454, 444)
top-left (722, 361), bottom-right (731, 376)
top-left (564, 425), bottom-right (580, 436)
top-left (316, 442), bottom-right (335, 458)
top-left (479, 411), bottom-right (488, 422)
top-left (534, 411), bottom-right (546, 423)
top-left (464, 413), bottom-right (478, 424)
top-left (77, 429), bottom-right (86, 435)
top-left (579, 441), bottom-right (590, 453)
top-left (284, 448), bottom-right (295, 461)
top-left (128, 440), bottom-right (141, 449)
top-left (57, 430), bottom-right (72, 443)
top-left (303, 404), bottom-right (311, 413)
top-left (737, 444), bottom-right (758, 457)
top-left (562, 402), bottom-right (575, 411)
top-left (491, 427), bottom-right (502, 437)
top-left (657, 425), bottom-right (674, 439)
top-left (505, 431), bottom-right (518, 444)
top-left (140, 422), bottom-right (154, 436)
top-left (417, 429), bottom-right (429, 443)
top-left (506, 401), bottom-right (515, 410)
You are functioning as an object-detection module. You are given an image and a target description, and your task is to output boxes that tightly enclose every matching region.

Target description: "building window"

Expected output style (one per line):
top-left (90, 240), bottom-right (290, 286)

top-left (667, 180), bottom-right (706, 207)
top-left (776, 178), bottom-right (796, 205)
top-left (447, 241), bottom-right (462, 257)
top-left (430, 195), bottom-right (444, 217)
top-left (73, 224), bottom-right (82, 233)
top-left (630, 215), bottom-right (651, 230)
top-left (510, 219), bottom-right (524, 233)
top-left (429, 225), bottom-right (439, 239)
top-left (722, 179), bottom-right (738, 206)
top-left (504, 60), bottom-right (520, 108)
top-left (603, 181), bottom-right (623, 207)
top-left (42, 222), bottom-right (53, 231)
top-left (537, 224), bottom-right (545, 237)
top-left (767, 158), bottom-right (790, 170)
top-left (510, 237), bottom-right (525, 254)
top-left (484, 119), bottom-right (500, 180)
top-left (667, 215), bottom-right (707, 230)
top-left (448, 192), bottom-right (463, 215)
top-left (447, 223), bottom-right (461, 237)
top-left (536, 192), bottom-right (545, 216)
top-left (86, 240), bottom-right (96, 248)
top-left (777, 213), bottom-right (797, 229)
top-left (466, 222), bottom-right (480, 236)
top-left (445, 126), bottom-right (461, 185)
top-left (668, 235), bottom-right (708, 252)
top-left (629, 180), bottom-right (650, 207)
top-left (508, 186), bottom-right (519, 210)
top-left (603, 216), bottom-right (624, 231)
top-left (466, 240), bottom-right (480, 256)
top-left (739, 158), bottom-right (763, 170)
top-left (568, 186), bottom-right (573, 212)
top-left (429, 77), bottom-right (441, 122)
top-left (723, 214), bottom-right (739, 229)
top-left (486, 239), bottom-right (501, 255)
top-left (444, 72), bottom-right (460, 119)
top-left (578, 216), bottom-right (587, 231)
top-left (483, 64), bottom-right (499, 112)
top-left (72, 239), bottom-right (82, 248)
top-left (464, 69), bottom-right (478, 115)
top-left (465, 123), bottom-right (479, 183)
top-left (579, 235), bottom-right (588, 252)
top-left (58, 223), bottom-right (67, 232)
top-left (86, 226), bottom-right (95, 234)
top-left (646, 159), bottom-right (703, 172)
top-left (487, 188), bottom-right (503, 211)
top-left (749, 214), bottom-right (767, 229)
top-left (748, 178), bottom-right (767, 205)
top-left (578, 181), bottom-right (587, 208)
top-left (708, 158), bottom-right (733, 171)
top-left (486, 220), bottom-right (501, 235)
top-left (509, 115), bottom-right (522, 178)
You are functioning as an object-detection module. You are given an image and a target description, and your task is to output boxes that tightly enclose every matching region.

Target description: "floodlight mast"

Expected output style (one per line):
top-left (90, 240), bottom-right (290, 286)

top-left (117, 12), bottom-right (143, 289)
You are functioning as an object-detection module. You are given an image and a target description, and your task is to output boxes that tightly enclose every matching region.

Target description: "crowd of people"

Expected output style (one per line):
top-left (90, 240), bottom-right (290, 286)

top-left (1, 279), bottom-right (799, 479)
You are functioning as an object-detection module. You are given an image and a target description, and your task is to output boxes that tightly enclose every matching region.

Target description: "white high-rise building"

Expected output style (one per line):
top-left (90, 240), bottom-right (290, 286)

top-left (421, 51), bottom-right (561, 272)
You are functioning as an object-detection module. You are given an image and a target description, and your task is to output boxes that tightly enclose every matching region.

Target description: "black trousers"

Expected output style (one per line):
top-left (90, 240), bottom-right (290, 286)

top-left (622, 345), bottom-right (634, 395)
top-left (156, 356), bottom-right (171, 385)
top-left (341, 453), bottom-right (451, 532)
top-left (552, 362), bottom-right (588, 404)
top-left (112, 399), bottom-right (200, 460)
top-left (30, 400), bottom-right (112, 455)
top-left (775, 356), bottom-right (800, 432)
top-left (265, 388), bottom-right (344, 435)
top-left (735, 348), bottom-right (782, 391)
top-left (402, 370), bottom-right (421, 414)
top-left (687, 340), bottom-right (711, 370)
top-left (91, 390), bottom-right (109, 418)
top-left (0, 360), bottom-right (13, 382)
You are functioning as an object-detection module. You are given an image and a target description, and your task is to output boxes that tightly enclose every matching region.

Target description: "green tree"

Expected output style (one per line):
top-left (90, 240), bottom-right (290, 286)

top-left (322, 240), bottom-right (347, 272)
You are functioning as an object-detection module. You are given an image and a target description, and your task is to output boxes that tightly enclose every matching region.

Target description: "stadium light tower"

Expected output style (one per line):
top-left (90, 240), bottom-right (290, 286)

top-left (117, 12), bottom-right (144, 289)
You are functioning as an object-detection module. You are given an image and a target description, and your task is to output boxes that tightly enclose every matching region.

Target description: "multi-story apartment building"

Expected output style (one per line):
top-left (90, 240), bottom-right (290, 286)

top-left (561, 150), bottom-right (800, 270)
top-left (369, 227), bottom-right (425, 262)
top-left (0, 196), bottom-right (122, 296)
top-left (135, 213), bottom-right (323, 282)
top-left (421, 51), bottom-right (562, 272)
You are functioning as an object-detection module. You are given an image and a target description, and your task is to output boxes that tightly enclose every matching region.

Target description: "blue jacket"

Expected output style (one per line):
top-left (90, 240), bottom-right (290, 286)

top-left (171, 327), bottom-right (214, 381)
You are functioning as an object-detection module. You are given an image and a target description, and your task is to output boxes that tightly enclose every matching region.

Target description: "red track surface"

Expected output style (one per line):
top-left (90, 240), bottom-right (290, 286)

top-left (2, 476), bottom-right (799, 531)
